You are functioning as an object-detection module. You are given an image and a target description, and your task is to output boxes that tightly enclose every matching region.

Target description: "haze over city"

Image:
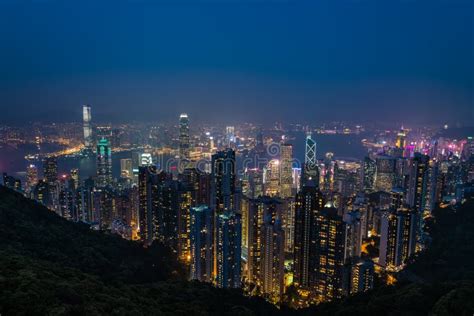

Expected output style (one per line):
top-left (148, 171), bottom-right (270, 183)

top-left (0, 0), bottom-right (472, 124)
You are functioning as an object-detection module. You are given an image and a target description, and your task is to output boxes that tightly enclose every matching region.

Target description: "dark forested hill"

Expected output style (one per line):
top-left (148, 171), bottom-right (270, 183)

top-left (0, 187), bottom-right (278, 315)
top-left (1, 186), bottom-right (474, 315)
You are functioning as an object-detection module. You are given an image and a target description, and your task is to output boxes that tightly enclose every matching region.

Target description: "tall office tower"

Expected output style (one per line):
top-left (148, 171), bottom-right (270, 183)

top-left (96, 138), bottom-right (112, 187)
top-left (260, 218), bottom-right (285, 303)
top-left (292, 167), bottom-right (301, 192)
top-left (43, 156), bottom-right (58, 184)
top-left (265, 159), bottom-right (280, 197)
top-left (312, 207), bottom-right (347, 301)
top-left (363, 157), bottom-right (376, 193)
top-left (189, 205), bottom-right (214, 282)
top-left (374, 155), bottom-right (396, 192)
top-left (280, 143), bottom-right (293, 198)
top-left (379, 208), bottom-right (417, 270)
top-left (82, 104), bottom-right (93, 150)
top-left (70, 168), bottom-right (79, 190)
top-left (301, 132), bottom-right (319, 188)
top-left (395, 127), bottom-right (407, 149)
top-left (140, 153), bottom-right (153, 166)
top-left (138, 166), bottom-right (158, 244)
top-left (293, 184), bottom-right (324, 289)
top-left (322, 153), bottom-right (335, 192)
top-left (242, 168), bottom-right (264, 199)
top-left (350, 260), bottom-right (374, 295)
top-left (247, 196), bottom-right (283, 286)
top-left (26, 164), bottom-right (38, 193)
top-left (120, 158), bottom-right (133, 179)
top-left (211, 149), bottom-right (236, 214)
top-left (215, 211), bottom-right (242, 289)
top-left (226, 126), bottom-right (235, 146)
top-left (179, 113), bottom-right (190, 160)
top-left (155, 177), bottom-right (179, 248)
top-left (407, 153), bottom-right (429, 249)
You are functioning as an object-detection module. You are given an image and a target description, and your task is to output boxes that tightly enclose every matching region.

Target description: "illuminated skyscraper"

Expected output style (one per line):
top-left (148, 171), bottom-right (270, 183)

top-left (82, 104), bottom-right (93, 149)
top-left (215, 211), bottom-right (241, 289)
top-left (280, 143), bottom-right (293, 198)
top-left (26, 164), bottom-right (38, 193)
top-left (260, 218), bottom-right (285, 303)
top-left (70, 168), bottom-right (79, 190)
top-left (301, 132), bottom-right (319, 188)
top-left (140, 153), bottom-right (153, 166)
top-left (313, 207), bottom-right (346, 301)
top-left (226, 126), bottom-right (235, 147)
top-left (293, 184), bottom-right (324, 289)
top-left (246, 196), bottom-right (283, 286)
top-left (96, 138), bottom-right (112, 187)
top-left (179, 113), bottom-right (190, 160)
top-left (120, 158), bottom-right (133, 179)
top-left (43, 156), bottom-right (58, 184)
top-left (265, 159), bottom-right (280, 197)
top-left (190, 205), bottom-right (214, 283)
top-left (363, 157), bottom-right (376, 193)
top-left (211, 149), bottom-right (236, 213)
top-left (374, 155), bottom-right (396, 192)
top-left (138, 166), bottom-right (158, 244)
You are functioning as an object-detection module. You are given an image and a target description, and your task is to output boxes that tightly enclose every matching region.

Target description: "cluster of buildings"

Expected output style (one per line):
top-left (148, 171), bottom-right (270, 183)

top-left (2, 106), bottom-right (474, 307)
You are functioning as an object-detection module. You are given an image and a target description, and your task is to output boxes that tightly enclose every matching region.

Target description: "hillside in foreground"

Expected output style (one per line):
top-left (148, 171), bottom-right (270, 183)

top-left (1, 186), bottom-right (474, 315)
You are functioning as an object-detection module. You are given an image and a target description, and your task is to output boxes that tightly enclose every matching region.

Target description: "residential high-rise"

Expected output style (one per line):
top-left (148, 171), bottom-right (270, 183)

top-left (280, 143), bottom-right (293, 198)
top-left (260, 218), bottom-right (285, 303)
top-left (379, 208), bottom-right (417, 270)
top-left (407, 153), bottom-right (430, 249)
top-left (189, 205), bottom-right (214, 283)
top-left (350, 260), bottom-right (374, 295)
top-left (242, 168), bottom-right (263, 199)
top-left (43, 157), bottom-right (58, 184)
top-left (83, 104), bottom-right (93, 149)
top-left (179, 113), bottom-right (190, 160)
top-left (96, 138), bottom-right (112, 187)
top-left (138, 166), bottom-right (158, 244)
top-left (215, 211), bottom-right (242, 289)
top-left (313, 207), bottom-right (346, 301)
top-left (246, 196), bottom-right (283, 286)
top-left (70, 168), bottom-right (79, 190)
top-left (363, 157), bottom-right (376, 193)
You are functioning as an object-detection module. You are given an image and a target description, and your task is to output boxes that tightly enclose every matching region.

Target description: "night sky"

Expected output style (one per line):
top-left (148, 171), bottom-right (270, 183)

top-left (0, 0), bottom-right (472, 125)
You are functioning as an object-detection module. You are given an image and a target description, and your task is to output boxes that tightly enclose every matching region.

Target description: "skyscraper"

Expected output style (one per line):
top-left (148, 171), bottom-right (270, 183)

top-left (190, 205), bottom-right (214, 283)
top-left (211, 149), bottom-right (236, 213)
top-left (363, 156), bottom-right (376, 193)
top-left (226, 126), bottom-right (235, 147)
top-left (280, 143), bottom-right (293, 198)
top-left (293, 184), bottom-right (324, 289)
top-left (138, 166), bottom-right (158, 244)
top-left (96, 138), bottom-right (112, 187)
top-left (43, 157), bottom-right (58, 184)
top-left (83, 104), bottom-right (93, 150)
top-left (179, 113), bottom-right (190, 160)
top-left (26, 164), bottom-right (38, 193)
top-left (120, 158), bottom-right (133, 179)
top-left (379, 208), bottom-right (417, 270)
top-left (374, 155), bottom-right (396, 192)
top-left (260, 218), bottom-right (285, 303)
top-left (215, 211), bottom-right (242, 289)
top-left (301, 132), bottom-right (319, 188)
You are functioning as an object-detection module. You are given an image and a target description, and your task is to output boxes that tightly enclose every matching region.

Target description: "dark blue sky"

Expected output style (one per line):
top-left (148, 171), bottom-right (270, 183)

top-left (0, 0), bottom-right (472, 125)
